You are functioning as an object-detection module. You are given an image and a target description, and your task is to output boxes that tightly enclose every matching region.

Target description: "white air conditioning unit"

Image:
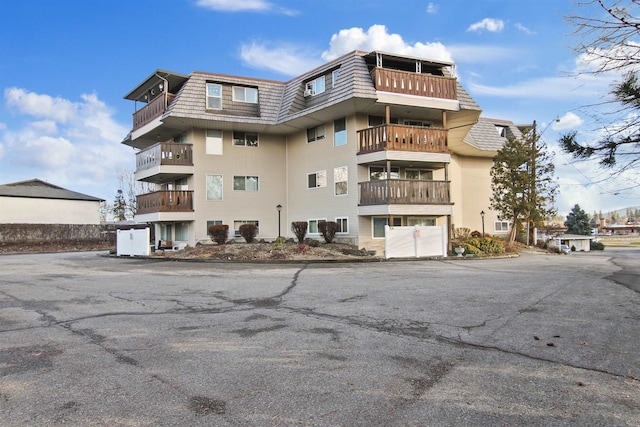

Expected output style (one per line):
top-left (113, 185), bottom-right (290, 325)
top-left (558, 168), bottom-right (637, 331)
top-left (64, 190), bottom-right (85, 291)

top-left (304, 89), bottom-right (314, 97)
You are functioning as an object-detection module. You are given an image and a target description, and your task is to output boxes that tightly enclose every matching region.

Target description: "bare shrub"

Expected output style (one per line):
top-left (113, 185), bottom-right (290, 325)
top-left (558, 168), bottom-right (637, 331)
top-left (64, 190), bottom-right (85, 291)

top-left (318, 221), bottom-right (339, 243)
top-left (291, 221), bottom-right (308, 243)
top-left (208, 224), bottom-right (228, 245)
top-left (239, 224), bottom-right (258, 243)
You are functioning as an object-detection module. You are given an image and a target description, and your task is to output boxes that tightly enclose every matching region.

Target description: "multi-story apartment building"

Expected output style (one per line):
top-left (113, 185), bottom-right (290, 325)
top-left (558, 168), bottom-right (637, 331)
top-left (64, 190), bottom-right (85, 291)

top-left (122, 50), bottom-right (521, 253)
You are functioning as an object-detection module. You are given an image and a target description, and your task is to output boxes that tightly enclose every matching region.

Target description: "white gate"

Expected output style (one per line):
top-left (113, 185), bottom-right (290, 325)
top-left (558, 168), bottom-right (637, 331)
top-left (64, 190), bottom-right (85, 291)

top-left (116, 228), bottom-right (151, 257)
top-left (384, 225), bottom-right (447, 259)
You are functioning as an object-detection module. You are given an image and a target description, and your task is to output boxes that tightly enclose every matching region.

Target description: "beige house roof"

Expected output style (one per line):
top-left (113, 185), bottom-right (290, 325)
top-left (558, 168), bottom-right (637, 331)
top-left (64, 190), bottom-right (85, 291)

top-left (463, 118), bottom-right (523, 152)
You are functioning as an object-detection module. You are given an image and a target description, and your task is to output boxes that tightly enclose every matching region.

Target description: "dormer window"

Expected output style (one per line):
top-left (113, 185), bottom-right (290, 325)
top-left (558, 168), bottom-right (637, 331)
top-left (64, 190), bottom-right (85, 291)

top-left (206, 83), bottom-right (222, 109)
top-left (233, 86), bottom-right (258, 103)
top-left (304, 76), bottom-right (325, 97)
top-left (496, 125), bottom-right (507, 137)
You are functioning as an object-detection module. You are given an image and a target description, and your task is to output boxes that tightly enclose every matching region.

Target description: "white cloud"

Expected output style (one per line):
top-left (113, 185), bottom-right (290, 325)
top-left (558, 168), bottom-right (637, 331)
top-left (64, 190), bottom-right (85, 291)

top-left (195, 0), bottom-right (297, 15)
top-left (515, 23), bottom-right (535, 35)
top-left (240, 41), bottom-right (323, 76)
top-left (322, 25), bottom-right (452, 63)
top-left (426, 2), bottom-right (438, 14)
top-left (554, 112), bottom-right (583, 130)
top-left (195, 0), bottom-right (271, 12)
top-left (0, 88), bottom-right (130, 198)
top-left (5, 87), bottom-right (77, 123)
top-left (467, 18), bottom-right (505, 33)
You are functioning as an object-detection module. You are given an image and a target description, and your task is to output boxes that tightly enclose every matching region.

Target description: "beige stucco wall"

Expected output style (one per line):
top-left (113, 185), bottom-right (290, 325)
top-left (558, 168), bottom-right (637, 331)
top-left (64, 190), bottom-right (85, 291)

top-left (449, 154), bottom-right (504, 236)
top-left (285, 115), bottom-right (360, 244)
top-left (189, 128), bottom-right (288, 243)
top-left (0, 197), bottom-right (101, 224)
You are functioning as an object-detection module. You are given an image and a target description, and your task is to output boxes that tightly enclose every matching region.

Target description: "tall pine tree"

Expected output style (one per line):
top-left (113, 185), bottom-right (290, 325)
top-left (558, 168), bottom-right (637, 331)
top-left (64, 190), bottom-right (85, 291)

top-left (491, 127), bottom-right (558, 243)
top-left (565, 204), bottom-right (592, 235)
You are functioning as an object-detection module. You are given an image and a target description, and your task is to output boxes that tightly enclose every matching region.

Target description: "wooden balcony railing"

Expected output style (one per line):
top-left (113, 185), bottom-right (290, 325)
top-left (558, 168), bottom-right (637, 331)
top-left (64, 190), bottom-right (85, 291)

top-left (136, 142), bottom-right (193, 173)
top-left (359, 180), bottom-right (450, 206)
top-left (132, 93), bottom-right (176, 131)
top-left (358, 124), bottom-right (448, 154)
top-left (371, 68), bottom-right (457, 99)
top-left (136, 190), bottom-right (194, 215)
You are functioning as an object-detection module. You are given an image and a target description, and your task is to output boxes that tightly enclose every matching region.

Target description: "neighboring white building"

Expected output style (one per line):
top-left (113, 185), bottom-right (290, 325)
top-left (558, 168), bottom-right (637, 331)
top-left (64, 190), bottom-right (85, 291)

top-left (553, 234), bottom-right (595, 252)
top-left (0, 179), bottom-right (104, 225)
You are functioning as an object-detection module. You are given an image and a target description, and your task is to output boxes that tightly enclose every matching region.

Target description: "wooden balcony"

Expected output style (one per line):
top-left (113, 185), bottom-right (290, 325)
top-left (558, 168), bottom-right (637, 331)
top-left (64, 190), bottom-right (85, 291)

top-left (358, 124), bottom-right (448, 154)
top-left (371, 68), bottom-right (457, 99)
top-left (136, 142), bottom-right (193, 173)
top-left (132, 93), bottom-right (175, 131)
top-left (359, 180), bottom-right (450, 206)
top-left (136, 190), bottom-right (194, 215)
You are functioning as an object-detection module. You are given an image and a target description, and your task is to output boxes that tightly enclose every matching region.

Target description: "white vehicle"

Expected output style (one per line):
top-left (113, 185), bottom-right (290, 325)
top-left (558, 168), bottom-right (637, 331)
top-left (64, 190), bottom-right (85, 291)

top-left (560, 244), bottom-right (571, 254)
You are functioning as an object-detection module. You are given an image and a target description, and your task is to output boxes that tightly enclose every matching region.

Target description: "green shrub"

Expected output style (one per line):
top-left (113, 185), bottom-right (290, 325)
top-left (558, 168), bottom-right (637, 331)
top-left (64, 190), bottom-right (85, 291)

top-left (291, 221), bottom-right (308, 243)
top-left (318, 221), bottom-right (339, 243)
top-left (464, 236), bottom-right (505, 254)
top-left (590, 240), bottom-right (605, 250)
top-left (208, 224), bottom-right (228, 245)
top-left (239, 223), bottom-right (258, 243)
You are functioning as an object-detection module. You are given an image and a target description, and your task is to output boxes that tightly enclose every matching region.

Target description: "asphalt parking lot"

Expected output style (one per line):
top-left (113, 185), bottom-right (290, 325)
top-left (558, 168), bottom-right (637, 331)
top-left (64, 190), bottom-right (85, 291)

top-left (0, 248), bottom-right (639, 426)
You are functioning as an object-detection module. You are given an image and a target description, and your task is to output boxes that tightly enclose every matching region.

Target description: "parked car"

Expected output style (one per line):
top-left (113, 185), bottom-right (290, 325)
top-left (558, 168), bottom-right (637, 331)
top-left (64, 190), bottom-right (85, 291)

top-left (560, 244), bottom-right (571, 254)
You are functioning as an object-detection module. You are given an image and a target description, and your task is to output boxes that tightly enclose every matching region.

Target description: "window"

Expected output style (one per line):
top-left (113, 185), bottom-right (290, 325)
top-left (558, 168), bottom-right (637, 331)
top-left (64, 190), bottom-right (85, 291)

top-left (206, 129), bottom-right (223, 155)
top-left (407, 217), bottom-right (436, 226)
top-left (232, 86), bottom-right (258, 103)
top-left (234, 220), bottom-right (259, 236)
top-left (332, 69), bottom-right (340, 85)
top-left (334, 166), bottom-right (347, 196)
top-left (233, 176), bottom-right (258, 191)
top-left (233, 131), bottom-right (258, 147)
top-left (404, 120), bottom-right (432, 127)
top-left (206, 175), bottom-right (223, 200)
top-left (368, 115), bottom-right (398, 127)
top-left (496, 125), bottom-right (507, 137)
top-left (175, 222), bottom-right (189, 241)
top-left (370, 166), bottom-right (399, 180)
top-left (175, 177), bottom-right (188, 190)
top-left (305, 76), bottom-right (325, 96)
top-left (308, 219), bottom-right (326, 235)
top-left (160, 224), bottom-right (172, 240)
top-left (495, 221), bottom-right (509, 232)
top-left (206, 83), bottom-right (222, 109)
top-left (406, 169), bottom-right (433, 180)
top-left (307, 125), bottom-right (325, 142)
top-left (334, 118), bottom-right (346, 147)
top-left (373, 217), bottom-right (401, 238)
top-left (206, 220), bottom-right (223, 235)
top-left (336, 217), bottom-right (348, 234)
top-left (308, 170), bottom-right (327, 189)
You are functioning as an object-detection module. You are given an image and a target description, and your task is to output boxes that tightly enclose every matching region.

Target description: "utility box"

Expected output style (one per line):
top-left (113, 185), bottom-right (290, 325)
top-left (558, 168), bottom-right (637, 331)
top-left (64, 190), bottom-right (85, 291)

top-left (116, 228), bottom-right (151, 257)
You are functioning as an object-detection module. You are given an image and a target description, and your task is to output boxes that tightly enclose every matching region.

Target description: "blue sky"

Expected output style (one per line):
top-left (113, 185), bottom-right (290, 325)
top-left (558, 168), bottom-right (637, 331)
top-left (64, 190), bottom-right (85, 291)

top-left (1, 0), bottom-right (638, 216)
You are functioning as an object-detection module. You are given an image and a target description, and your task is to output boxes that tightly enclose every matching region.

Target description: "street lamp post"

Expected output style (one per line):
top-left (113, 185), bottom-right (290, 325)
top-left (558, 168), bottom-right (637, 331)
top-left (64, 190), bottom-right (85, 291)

top-left (276, 204), bottom-right (282, 238)
top-left (480, 210), bottom-right (485, 237)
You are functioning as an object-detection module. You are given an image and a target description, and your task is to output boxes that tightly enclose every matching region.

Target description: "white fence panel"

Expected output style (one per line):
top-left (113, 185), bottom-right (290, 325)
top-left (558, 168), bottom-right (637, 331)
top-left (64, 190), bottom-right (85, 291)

top-left (384, 225), bottom-right (447, 259)
top-left (116, 228), bottom-right (151, 257)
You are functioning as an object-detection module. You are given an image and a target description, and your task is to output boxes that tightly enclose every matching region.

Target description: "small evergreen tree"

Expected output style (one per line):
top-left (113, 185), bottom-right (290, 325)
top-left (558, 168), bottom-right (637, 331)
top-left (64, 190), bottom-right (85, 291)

top-left (565, 204), bottom-right (592, 235)
top-left (112, 189), bottom-right (127, 221)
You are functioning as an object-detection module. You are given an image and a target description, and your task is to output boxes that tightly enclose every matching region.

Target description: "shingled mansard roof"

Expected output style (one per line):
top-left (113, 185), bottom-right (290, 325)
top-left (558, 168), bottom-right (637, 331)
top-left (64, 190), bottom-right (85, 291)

top-left (0, 179), bottom-right (104, 202)
top-left (464, 118), bottom-right (523, 152)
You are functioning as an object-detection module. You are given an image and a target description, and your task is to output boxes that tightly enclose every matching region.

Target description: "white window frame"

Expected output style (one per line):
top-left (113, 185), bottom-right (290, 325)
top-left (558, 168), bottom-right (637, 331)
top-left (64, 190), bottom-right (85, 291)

top-left (307, 170), bottom-right (327, 189)
top-left (233, 176), bottom-right (259, 192)
top-left (206, 174), bottom-right (223, 201)
top-left (307, 125), bottom-right (326, 142)
top-left (334, 166), bottom-right (348, 196)
top-left (407, 217), bottom-right (436, 227)
top-left (372, 216), bottom-right (401, 238)
top-left (206, 129), bottom-right (223, 155)
top-left (332, 69), bottom-right (340, 85)
top-left (234, 220), bottom-right (259, 237)
top-left (232, 86), bottom-right (258, 103)
top-left (370, 166), bottom-right (399, 180)
top-left (206, 220), bottom-right (223, 235)
top-left (495, 221), bottom-right (510, 232)
top-left (206, 83), bottom-right (222, 109)
top-left (334, 117), bottom-right (347, 147)
top-left (232, 131), bottom-right (258, 147)
top-left (308, 218), bottom-right (326, 235)
top-left (335, 217), bottom-right (348, 234)
top-left (305, 76), bottom-right (325, 96)
top-left (405, 169), bottom-right (433, 180)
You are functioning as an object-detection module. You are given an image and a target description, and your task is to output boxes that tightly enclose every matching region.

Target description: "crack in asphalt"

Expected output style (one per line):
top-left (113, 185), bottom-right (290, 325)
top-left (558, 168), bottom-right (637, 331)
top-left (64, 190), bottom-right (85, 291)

top-left (1, 264), bottom-right (637, 383)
